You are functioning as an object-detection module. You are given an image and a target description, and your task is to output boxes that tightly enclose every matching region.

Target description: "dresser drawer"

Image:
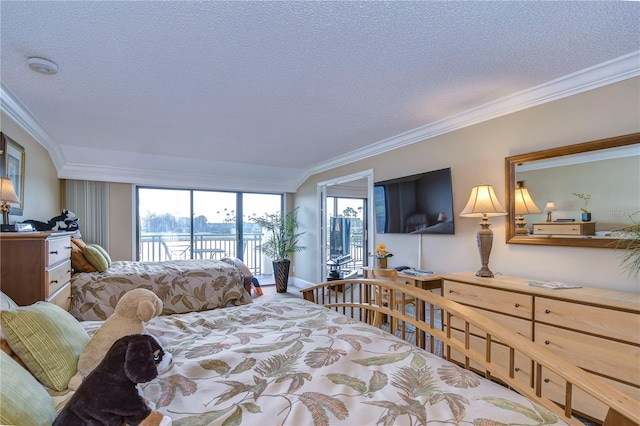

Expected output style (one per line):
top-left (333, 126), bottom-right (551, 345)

top-left (46, 236), bottom-right (72, 267)
top-left (46, 282), bottom-right (71, 311)
top-left (536, 297), bottom-right (640, 345)
top-left (541, 366), bottom-right (639, 422)
top-left (46, 260), bottom-right (72, 296)
top-left (535, 323), bottom-right (639, 383)
top-left (444, 281), bottom-right (533, 319)
top-left (448, 307), bottom-right (532, 340)
top-left (533, 222), bottom-right (595, 236)
top-left (448, 329), bottom-right (532, 385)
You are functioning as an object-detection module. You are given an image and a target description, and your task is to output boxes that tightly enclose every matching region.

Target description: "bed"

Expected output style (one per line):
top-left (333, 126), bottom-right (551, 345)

top-left (70, 259), bottom-right (252, 321)
top-left (1, 279), bottom-right (636, 426)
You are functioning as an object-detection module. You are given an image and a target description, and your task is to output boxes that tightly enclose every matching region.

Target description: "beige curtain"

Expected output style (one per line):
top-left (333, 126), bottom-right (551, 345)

top-left (63, 180), bottom-right (109, 250)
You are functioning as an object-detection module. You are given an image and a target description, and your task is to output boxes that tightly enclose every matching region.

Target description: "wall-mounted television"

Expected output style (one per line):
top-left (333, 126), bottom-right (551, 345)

top-left (374, 167), bottom-right (455, 234)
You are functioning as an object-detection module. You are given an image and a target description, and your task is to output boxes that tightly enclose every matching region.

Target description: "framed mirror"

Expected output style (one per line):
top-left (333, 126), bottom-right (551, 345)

top-left (505, 132), bottom-right (640, 248)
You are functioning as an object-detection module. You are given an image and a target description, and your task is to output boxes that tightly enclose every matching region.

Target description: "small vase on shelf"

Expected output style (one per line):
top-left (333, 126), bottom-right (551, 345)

top-left (376, 258), bottom-right (388, 269)
top-left (581, 212), bottom-right (592, 222)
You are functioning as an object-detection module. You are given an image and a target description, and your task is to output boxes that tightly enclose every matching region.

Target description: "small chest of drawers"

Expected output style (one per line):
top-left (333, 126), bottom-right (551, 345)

top-left (533, 221), bottom-right (596, 236)
top-left (0, 232), bottom-right (73, 310)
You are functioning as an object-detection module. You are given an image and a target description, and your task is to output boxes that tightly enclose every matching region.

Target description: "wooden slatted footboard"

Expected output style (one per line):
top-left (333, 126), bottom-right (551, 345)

top-left (301, 279), bottom-right (638, 426)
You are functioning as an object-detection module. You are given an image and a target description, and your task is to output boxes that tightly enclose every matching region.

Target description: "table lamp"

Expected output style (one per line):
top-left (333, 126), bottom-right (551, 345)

top-left (0, 177), bottom-right (19, 229)
top-left (514, 181), bottom-right (541, 235)
top-left (460, 184), bottom-right (507, 278)
top-left (545, 201), bottom-right (556, 222)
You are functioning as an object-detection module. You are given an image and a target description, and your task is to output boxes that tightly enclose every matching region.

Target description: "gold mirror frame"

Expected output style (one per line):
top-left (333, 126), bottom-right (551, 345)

top-left (505, 132), bottom-right (640, 248)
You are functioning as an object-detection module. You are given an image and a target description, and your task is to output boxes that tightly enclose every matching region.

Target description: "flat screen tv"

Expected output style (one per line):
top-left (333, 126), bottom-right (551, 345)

top-left (374, 167), bottom-right (455, 234)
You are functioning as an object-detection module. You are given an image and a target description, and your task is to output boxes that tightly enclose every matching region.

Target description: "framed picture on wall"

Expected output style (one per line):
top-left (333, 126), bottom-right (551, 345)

top-left (0, 133), bottom-right (25, 216)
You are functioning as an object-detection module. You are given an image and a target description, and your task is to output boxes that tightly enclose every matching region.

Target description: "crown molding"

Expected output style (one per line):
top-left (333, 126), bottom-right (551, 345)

top-left (301, 50), bottom-right (640, 186)
top-left (58, 162), bottom-right (299, 193)
top-left (0, 83), bottom-right (67, 171)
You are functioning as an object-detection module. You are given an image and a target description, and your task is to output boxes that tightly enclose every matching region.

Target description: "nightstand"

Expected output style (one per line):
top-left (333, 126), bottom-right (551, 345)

top-left (0, 232), bottom-right (73, 310)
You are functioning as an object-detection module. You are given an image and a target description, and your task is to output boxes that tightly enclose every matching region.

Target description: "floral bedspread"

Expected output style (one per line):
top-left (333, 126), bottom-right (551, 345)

top-left (70, 259), bottom-right (251, 321)
top-left (81, 299), bottom-right (568, 426)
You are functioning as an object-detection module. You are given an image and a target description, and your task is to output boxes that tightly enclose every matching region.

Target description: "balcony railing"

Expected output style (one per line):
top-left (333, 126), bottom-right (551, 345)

top-left (139, 232), bottom-right (264, 275)
top-left (140, 232), bottom-right (367, 278)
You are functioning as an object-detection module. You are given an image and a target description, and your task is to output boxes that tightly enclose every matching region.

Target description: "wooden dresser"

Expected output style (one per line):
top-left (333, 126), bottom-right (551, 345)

top-left (440, 272), bottom-right (639, 422)
top-left (0, 232), bottom-right (73, 310)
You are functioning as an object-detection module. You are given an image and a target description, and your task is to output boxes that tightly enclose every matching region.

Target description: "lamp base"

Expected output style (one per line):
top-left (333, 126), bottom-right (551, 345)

top-left (475, 216), bottom-right (495, 278)
top-left (515, 215), bottom-right (528, 235)
top-left (1, 224), bottom-right (15, 232)
top-left (475, 266), bottom-right (494, 278)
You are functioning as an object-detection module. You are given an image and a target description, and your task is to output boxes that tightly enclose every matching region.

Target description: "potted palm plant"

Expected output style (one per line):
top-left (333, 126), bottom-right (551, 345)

top-left (250, 208), bottom-right (305, 292)
top-left (617, 211), bottom-right (640, 279)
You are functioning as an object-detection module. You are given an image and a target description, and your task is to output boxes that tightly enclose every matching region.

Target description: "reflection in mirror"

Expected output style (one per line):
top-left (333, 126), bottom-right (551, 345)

top-left (505, 133), bottom-right (640, 248)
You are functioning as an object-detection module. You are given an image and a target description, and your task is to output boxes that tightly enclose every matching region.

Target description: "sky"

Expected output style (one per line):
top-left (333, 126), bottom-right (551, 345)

top-left (138, 189), bottom-right (281, 223)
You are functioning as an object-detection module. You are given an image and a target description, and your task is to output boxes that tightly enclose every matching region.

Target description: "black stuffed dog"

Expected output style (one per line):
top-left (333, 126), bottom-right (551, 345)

top-left (54, 334), bottom-right (172, 426)
top-left (22, 209), bottom-right (80, 232)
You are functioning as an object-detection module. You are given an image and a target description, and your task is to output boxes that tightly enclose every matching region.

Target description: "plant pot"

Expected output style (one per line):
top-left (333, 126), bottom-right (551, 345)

top-left (582, 212), bottom-right (592, 222)
top-left (376, 258), bottom-right (388, 269)
top-left (273, 259), bottom-right (291, 293)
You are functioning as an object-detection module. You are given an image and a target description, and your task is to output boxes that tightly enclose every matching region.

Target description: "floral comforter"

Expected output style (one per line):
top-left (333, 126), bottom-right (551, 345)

top-left (82, 299), bottom-right (568, 426)
top-left (70, 259), bottom-right (251, 321)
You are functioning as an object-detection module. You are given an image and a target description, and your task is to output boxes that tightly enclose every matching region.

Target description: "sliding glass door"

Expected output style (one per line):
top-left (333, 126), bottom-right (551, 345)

top-left (137, 187), bottom-right (282, 276)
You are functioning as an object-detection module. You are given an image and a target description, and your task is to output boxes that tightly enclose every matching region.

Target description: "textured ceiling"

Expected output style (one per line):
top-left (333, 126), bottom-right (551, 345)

top-left (1, 1), bottom-right (639, 192)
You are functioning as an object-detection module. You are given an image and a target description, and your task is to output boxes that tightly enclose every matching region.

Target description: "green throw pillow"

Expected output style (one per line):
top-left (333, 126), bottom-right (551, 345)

top-left (1, 302), bottom-right (90, 391)
top-left (0, 351), bottom-right (55, 426)
top-left (84, 245), bottom-right (109, 272)
top-left (91, 243), bottom-right (112, 267)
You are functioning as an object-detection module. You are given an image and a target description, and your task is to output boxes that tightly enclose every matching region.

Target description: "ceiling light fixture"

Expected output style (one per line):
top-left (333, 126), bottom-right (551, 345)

top-left (27, 57), bottom-right (58, 74)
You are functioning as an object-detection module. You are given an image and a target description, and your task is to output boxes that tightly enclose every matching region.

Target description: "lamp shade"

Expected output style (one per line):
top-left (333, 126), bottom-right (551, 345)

top-left (514, 186), bottom-right (541, 215)
top-left (460, 185), bottom-right (507, 217)
top-left (0, 177), bottom-right (19, 203)
top-left (545, 201), bottom-right (556, 211)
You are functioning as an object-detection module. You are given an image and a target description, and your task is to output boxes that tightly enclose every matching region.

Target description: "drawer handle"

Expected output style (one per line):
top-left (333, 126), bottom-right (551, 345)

top-left (65, 246), bottom-right (73, 249)
top-left (514, 303), bottom-right (520, 308)
top-left (544, 378), bottom-right (550, 383)
top-left (544, 340), bottom-right (550, 345)
top-left (514, 367), bottom-right (520, 372)
top-left (448, 289), bottom-right (454, 293)
top-left (50, 250), bottom-right (58, 255)
top-left (50, 280), bottom-right (58, 284)
top-left (545, 309), bottom-right (551, 314)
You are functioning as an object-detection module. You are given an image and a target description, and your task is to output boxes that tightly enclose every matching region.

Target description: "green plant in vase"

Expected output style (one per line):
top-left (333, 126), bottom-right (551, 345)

top-left (249, 208), bottom-right (305, 292)
top-left (572, 192), bottom-right (591, 221)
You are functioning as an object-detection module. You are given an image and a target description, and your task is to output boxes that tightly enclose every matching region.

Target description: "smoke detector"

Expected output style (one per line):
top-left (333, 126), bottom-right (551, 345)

top-left (27, 57), bottom-right (58, 74)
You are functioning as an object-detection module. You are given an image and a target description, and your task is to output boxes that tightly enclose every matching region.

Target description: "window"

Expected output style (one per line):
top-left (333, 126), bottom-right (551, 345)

top-left (137, 187), bottom-right (282, 276)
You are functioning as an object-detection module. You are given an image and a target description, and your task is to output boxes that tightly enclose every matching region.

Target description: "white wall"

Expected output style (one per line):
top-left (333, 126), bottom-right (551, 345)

top-left (293, 77), bottom-right (640, 293)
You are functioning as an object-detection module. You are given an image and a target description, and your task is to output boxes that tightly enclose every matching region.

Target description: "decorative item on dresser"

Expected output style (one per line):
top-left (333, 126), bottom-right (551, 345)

top-left (514, 180), bottom-right (541, 235)
top-left (372, 243), bottom-right (393, 268)
top-left (459, 184), bottom-right (507, 277)
top-left (545, 201), bottom-right (556, 222)
top-left (0, 177), bottom-right (19, 231)
top-left (440, 271), bottom-right (640, 424)
top-left (0, 232), bottom-right (73, 310)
